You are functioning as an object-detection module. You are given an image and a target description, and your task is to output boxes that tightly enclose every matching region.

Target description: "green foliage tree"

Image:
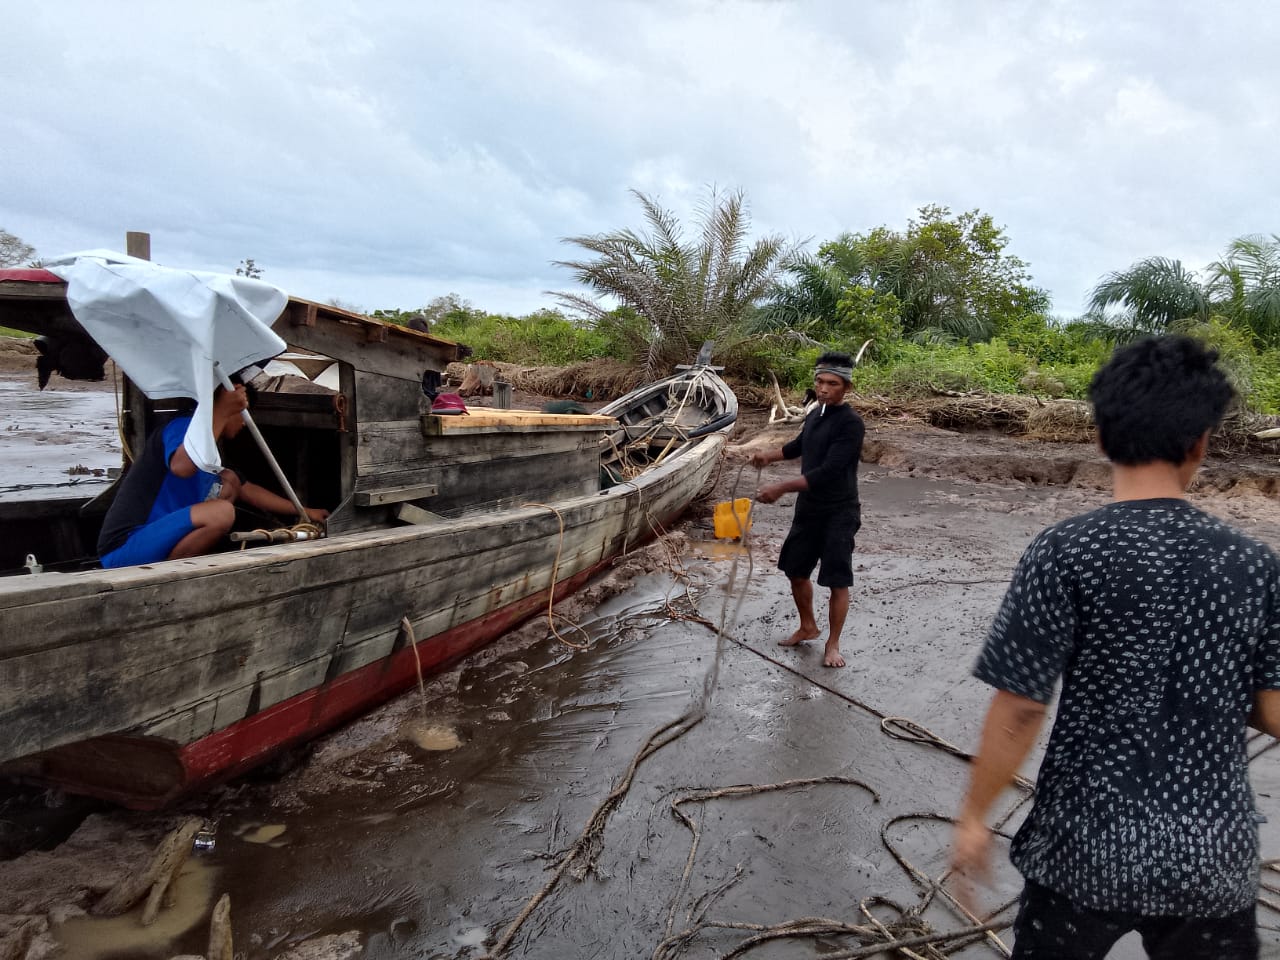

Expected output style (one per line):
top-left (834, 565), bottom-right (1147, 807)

top-left (553, 187), bottom-right (793, 375)
top-left (765, 206), bottom-right (1047, 351)
top-left (819, 206), bottom-right (1048, 342)
top-left (235, 258), bottom-right (263, 279)
top-left (0, 229), bottom-right (36, 267)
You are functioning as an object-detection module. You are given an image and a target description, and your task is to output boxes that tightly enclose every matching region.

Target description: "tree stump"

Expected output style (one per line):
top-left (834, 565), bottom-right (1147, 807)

top-left (459, 361), bottom-right (497, 397)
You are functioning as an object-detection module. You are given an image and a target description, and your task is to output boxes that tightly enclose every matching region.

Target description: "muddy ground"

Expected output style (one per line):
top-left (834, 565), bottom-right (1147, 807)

top-left (5, 366), bottom-right (1280, 959)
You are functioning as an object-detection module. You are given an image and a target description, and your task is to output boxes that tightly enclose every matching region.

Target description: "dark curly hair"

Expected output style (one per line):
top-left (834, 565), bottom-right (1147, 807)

top-left (816, 350), bottom-right (854, 369)
top-left (1088, 335), bottom-right (1233, 465)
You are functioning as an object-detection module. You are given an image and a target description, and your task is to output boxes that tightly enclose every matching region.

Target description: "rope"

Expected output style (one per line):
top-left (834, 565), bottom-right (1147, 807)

top-left (401, 617), bottom-right (429, 720)
top-left (111, 363), bottom-right (133, 464)
top-left (235, 520), bottom-right (324, 550)
top-left (522, 502), bottom-right (591, 651)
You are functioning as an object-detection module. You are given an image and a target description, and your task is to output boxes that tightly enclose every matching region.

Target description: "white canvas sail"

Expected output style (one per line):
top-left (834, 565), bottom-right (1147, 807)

top-left (45, 251), bottom-right (287, 473)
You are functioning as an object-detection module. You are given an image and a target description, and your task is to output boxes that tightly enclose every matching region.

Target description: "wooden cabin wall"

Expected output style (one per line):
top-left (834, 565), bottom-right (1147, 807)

top-left (353, 422), bottom-right (600, 521)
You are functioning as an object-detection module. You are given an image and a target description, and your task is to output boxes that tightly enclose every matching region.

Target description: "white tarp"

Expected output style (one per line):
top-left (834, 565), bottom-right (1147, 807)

top-left (45, 251), bottom-right (288, 473)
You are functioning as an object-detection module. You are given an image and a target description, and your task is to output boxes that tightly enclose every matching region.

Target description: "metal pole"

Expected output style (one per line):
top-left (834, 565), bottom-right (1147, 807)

top-left (213, 363), bottom-right (310, 524)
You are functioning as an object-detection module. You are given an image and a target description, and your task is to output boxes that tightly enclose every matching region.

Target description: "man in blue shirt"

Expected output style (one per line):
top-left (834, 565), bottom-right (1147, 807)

top-left (953, 336), bottom-right (1280, 958)
top-left (751, 351), bottom-right (865, 668)
top-left (98, 384), bottom-right (328, 568)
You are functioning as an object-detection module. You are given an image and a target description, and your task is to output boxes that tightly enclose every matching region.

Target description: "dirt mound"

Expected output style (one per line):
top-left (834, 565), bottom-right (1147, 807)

top-left (0, 337), bottom-right (36, 377)
top-left (445, 358), bottom-right (645, 402)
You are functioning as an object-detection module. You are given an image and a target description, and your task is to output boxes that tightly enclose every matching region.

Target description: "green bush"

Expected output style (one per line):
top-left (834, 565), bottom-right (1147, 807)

top-left (378, 304), bottom-right (608, 366)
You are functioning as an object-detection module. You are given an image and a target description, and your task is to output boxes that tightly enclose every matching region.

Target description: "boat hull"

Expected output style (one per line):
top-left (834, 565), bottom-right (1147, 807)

top-left (0, 434), bottom-right (724, 808)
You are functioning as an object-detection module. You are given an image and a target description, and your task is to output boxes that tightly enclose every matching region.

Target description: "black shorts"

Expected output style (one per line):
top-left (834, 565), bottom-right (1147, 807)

top-left (777, 503), bottom-right (860, 588)
top-left (1011, 880), bottom-right (1258, 960)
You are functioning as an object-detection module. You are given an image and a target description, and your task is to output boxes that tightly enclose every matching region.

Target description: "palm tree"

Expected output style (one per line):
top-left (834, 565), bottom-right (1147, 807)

top-left (754, 253), bottom-right (846, 334)
top-left (1207, 234), bottom-right (1280, 346)
top-left (1085, 257), bottom-right (1210, 340)
top-left (553, 188), bottom-right (792, 375)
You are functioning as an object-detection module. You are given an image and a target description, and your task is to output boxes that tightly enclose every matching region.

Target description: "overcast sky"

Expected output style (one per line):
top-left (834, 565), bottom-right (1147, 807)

top-left (3, 1), bottom-right (1277, 320)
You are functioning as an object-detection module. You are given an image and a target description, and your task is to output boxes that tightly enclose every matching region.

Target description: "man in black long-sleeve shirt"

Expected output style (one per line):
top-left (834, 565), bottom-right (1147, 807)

top-left (751, 352), bottom-right (865, 668)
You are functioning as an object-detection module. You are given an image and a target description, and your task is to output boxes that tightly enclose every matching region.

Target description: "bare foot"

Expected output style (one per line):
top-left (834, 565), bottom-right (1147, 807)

top-left (823, 645), bottom-right (846, 668)
top-left (779, 628), bottom-right (821, 647)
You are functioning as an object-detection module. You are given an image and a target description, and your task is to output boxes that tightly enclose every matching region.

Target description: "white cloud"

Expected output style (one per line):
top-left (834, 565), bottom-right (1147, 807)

top-left (2, 0), bottom-right (1278, 318)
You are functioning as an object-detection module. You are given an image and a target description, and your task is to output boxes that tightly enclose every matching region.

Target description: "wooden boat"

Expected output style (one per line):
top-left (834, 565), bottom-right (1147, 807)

top-left (0, 266), bottom-right (733, 809)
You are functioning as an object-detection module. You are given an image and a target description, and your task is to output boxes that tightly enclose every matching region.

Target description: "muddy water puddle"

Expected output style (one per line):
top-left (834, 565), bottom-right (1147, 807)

top-left (0, 379), bottom-right (119, 500)
top-left (53, 857), bottom-right (220, 960)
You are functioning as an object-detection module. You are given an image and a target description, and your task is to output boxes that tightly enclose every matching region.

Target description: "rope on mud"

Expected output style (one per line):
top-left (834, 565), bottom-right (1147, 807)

top-left (1249, 730), bottom-right (1280, 763)
top-left (882, 717), bottom-right (1034, 793)
top-left (879, 812), bottom-right (1021, 958)
top-left (482, 465), bottom-right (760, 959)
top-left (668, 618), bottom-right (1037, 958)
top-left (871, 577), bottom-right (1010, 595)
top-left (480, 711), bottom-right (707, 959)
top-left (654, 913), bottom-right (1007, 960)
top-left (659, 776), bottom-right (880, 954)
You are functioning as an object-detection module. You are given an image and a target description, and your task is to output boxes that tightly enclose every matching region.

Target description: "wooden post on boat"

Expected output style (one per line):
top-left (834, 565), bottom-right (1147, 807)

top-left (122, 231), bottom-right (152, 464)
top-left (125, 231), bottom-right (151, 260)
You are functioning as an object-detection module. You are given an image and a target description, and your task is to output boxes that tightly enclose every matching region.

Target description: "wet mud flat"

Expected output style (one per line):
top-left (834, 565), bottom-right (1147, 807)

top-left (6, 462), bottom-right (1280, 959)
top-left (0, 378), bottom-right (119, 503)
top-left (6, 380), bottom-right (1280, 958)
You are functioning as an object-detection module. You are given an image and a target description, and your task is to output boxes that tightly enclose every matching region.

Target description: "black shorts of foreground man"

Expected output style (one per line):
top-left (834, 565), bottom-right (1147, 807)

top-left (951, 335), bottom-right (1280, 959)
top-left (751, 351), bottom-right (864, 669)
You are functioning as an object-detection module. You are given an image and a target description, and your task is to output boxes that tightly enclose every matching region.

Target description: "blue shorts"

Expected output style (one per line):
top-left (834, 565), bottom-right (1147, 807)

top-left (100, 507), bottom-right (196, 568)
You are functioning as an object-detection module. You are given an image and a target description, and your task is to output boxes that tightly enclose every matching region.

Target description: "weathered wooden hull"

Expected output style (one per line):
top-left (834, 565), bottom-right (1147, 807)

top-left (0, 433), bottom-right (725, 808)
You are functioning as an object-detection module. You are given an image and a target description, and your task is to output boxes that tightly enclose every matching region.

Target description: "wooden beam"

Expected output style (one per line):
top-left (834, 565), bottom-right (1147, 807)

top-left (395, 504), bottom-right (445, 525)
top-left (354, 484), bottom-right (438, 507)
top-left (421, 408), bottom-right (615, 436)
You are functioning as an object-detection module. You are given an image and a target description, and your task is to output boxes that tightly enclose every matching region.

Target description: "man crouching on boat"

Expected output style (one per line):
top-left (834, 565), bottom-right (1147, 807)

top-left (749, 352), bottom-right (865, 669)
top-left (97, 384), bottom-right (329, 568)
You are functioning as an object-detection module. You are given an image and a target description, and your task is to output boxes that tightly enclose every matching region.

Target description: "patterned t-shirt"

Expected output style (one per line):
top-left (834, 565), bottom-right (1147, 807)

top-left (975, 498), bottom-right (1280, 916)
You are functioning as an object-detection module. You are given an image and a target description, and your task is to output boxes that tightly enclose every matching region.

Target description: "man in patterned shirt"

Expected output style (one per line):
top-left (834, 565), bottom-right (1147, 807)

top-left (952, 336), bottom-right (1280, 958)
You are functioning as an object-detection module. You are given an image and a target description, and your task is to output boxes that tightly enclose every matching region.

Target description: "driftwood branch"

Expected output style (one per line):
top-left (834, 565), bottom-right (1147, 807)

top-left (0, 915), bottom-right (47, 960)
top-left (94, 817), bottom-right (202, 922)
top-left (207, 893), bottom-right (233, 960)
top-left (459, 361), bottom-right (498, 396)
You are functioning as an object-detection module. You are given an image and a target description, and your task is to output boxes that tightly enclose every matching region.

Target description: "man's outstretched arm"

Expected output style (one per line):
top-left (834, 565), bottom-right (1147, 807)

top-left (952, 689), bottom-right (1047, 880)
